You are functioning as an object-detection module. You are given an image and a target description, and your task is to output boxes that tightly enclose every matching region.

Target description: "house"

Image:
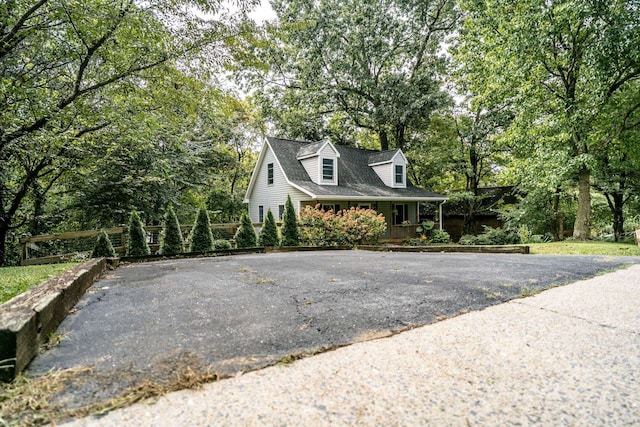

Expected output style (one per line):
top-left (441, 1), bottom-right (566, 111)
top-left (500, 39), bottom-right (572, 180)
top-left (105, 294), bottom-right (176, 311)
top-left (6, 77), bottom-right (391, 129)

top-left (243, 137), bottom-right (448, 241)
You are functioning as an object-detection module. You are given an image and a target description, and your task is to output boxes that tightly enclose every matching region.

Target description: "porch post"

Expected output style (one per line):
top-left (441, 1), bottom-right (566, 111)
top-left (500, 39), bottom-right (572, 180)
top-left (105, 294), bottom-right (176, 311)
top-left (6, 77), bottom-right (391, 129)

top-left (439, 200), bottom-right (446, 231)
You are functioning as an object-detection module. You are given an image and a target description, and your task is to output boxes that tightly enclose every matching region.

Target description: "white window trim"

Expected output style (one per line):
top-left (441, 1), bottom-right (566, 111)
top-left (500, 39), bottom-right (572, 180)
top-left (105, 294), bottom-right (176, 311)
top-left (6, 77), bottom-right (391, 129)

top-left (267, 163), bottom-right (274, 186)
top-left (393, 163), bottom-right (406, 188)
top-left (319, 157), bottom-right (338, 185)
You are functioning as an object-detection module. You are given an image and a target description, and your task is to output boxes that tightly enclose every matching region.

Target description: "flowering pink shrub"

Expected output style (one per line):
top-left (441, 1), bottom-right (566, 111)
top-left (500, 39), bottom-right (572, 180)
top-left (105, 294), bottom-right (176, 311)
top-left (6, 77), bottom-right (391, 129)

top-left (298, 205), bottom-right (386, 246)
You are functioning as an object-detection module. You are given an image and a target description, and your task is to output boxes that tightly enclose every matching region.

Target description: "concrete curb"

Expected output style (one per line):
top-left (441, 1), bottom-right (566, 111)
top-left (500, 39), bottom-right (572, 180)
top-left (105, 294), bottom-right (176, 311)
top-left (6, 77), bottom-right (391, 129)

top-left (0, 259), bottom-right (108, 382)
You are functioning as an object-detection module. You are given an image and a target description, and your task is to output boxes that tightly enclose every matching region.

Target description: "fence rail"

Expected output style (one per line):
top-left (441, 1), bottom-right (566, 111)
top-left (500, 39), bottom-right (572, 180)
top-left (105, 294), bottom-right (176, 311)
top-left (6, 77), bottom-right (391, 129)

top-left (19, 223), bottom-right (243, 266)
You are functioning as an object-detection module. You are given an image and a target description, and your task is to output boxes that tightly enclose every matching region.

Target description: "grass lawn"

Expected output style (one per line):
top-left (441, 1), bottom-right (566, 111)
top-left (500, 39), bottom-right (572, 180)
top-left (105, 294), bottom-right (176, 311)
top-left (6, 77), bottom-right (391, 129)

top-left (0, 263), bottom-right (78, 304)
top-left (526, 240), bottom-right (640, 256)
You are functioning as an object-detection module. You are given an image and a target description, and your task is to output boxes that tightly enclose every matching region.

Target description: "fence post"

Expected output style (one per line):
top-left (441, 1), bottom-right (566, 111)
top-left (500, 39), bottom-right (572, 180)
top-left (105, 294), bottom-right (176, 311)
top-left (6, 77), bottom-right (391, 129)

top-left (20, 236), bottom-right (29, 264)
top-left (121, 226), bottom-right (128, 255)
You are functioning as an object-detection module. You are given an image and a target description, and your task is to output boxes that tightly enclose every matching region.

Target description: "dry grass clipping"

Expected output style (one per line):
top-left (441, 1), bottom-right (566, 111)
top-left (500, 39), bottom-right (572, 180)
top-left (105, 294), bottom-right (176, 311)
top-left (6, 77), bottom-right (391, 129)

top-left (0, 366), bottom-right (219, 426)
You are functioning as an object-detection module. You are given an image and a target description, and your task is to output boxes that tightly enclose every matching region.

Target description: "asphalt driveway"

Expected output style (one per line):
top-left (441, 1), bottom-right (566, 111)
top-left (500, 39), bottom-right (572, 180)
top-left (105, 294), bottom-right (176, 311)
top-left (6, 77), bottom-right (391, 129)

top-left (28, 250), bottom-right (639, 409)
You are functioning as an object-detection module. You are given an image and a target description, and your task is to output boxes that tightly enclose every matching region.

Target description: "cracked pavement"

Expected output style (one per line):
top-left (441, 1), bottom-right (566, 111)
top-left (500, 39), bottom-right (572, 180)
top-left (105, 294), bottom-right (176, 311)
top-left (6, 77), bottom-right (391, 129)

top-left (28, 250), bottom-right (639, 410)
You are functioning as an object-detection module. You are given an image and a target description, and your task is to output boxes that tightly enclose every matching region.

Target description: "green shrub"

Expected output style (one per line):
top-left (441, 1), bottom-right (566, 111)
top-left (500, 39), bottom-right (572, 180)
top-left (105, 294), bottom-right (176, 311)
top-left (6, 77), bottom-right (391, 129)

top-left (458, 234), bottom-right (476, 245)
top-left (481, 226), bottom-right (521, 245)
top-left (235, 212), bottom-right (257, 248)
top-left (213, 239), bottom-right (232, 250)
top-left (280, 194), bottom-right (299, 247)
top-left (190, 207), bottom-right (214, 252)
top-left (160, 206), bottom-right (184, 255)
top-left (331, 207), bottom-right (387, 245)
top-left (259, 209), bottom-right (279, 247)
top-left (429, 229), bottom-right (451, 244)
top-left (127, 211), bottom-right (150, 256)
top-left (92, 230), bottom-right (116, 258)
top-left (458, 227), bottom-right (520, 245)
top-left (298, 204), bottom-right (334, 246)
top-left (298, 205), bottom-right (386, 246)
top-left (517, 224), bottom-right (533, 244)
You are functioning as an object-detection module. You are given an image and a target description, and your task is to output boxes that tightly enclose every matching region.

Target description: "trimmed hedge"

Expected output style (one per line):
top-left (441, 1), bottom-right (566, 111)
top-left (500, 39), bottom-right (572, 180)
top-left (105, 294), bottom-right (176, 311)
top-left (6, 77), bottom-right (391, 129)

top-left (190, 207), bottom-right (214, 252)
top-left (259, 209), bottom-right (279, 247)
top-left (235, 212), bottom-right (257, 248)
top-left (280, 194), bottom-right (299, 246)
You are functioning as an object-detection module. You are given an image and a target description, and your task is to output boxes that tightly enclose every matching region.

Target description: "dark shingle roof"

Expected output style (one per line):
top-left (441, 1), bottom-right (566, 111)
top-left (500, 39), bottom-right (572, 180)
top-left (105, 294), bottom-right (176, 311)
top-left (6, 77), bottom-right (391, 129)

top-left (268, 137), bottom-right (445, 200)
top-left (296, 141), bottom-right (326, 158)
top-left (368, 149), bottom-right (400, 165)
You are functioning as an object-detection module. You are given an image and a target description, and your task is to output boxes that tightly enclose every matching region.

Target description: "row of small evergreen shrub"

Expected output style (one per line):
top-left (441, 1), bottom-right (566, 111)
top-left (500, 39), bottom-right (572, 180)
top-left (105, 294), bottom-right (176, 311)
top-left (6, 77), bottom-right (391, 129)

top-left (91, 207), bottom-right (235, 258)
top-left (90, 195), bottom-right (302, 258)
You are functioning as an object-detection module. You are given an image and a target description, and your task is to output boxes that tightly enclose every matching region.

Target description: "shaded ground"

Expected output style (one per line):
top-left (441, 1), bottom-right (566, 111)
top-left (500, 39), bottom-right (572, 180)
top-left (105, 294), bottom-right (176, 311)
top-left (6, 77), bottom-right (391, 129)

top-left (28, 250), bottom-right (639, 411)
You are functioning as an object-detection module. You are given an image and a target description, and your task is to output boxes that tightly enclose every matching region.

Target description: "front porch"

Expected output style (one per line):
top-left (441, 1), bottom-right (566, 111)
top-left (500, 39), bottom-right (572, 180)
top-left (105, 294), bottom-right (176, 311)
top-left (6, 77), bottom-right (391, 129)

top-left (300, 199), bottom-right (446, 242)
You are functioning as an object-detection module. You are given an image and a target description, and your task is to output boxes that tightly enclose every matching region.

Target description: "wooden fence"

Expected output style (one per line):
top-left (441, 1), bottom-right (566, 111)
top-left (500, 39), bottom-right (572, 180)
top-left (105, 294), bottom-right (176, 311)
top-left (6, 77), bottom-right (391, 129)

top-left (19, 223), bottom-right (241, 266)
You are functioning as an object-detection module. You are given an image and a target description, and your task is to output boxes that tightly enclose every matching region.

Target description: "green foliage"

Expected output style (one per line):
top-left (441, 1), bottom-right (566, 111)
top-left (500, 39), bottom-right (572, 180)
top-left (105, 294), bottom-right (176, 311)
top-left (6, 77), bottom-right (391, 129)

top-left (429, 230), bottom-right (451, 244)
top-left (190, 207), bottom-right (214, 253)
top-left (458, 226), bottom-right (520, 246)
top-left (298, 205), bottom-right (334, 246)
top-left (126, 211), bottom-right (150, 256)
top-left (234, 212), bottom-right (257, 248)
top-left (91, 230), bottom-right (116, 258)
top-left (160, 206), bottom-right (184, 255)
top-left (298, 205), bottom-right (387, 246)
top-left (258, 209), bottom-right (279, 247)
top-left (0, 0), bottom-right (259, 266)
top-left (0, 263), bottom-right (78, 304)
top-left (244, 0), bottom-right (457, 149)
top-left (456, 0), bottom-right (640, 239)
top-left (213, 239), bottom-right (232, 250)
top-left (333, 207), bottom-right (387, 245)
top-left (280, 195), bottom-right (299, 247)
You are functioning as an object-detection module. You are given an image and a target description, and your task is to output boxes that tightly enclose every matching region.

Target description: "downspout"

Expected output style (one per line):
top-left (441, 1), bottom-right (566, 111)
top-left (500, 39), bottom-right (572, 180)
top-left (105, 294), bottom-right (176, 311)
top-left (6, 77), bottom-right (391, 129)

top-left (439, 200), bottom-right (447, 231)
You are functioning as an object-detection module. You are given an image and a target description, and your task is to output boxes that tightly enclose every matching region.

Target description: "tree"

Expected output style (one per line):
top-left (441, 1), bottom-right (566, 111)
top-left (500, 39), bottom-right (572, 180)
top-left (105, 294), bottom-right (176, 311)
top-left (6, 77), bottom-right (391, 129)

top-left (242, 0), bottom-right (457, 149)
top-left (456, 0), bottom-right (640, 239)
top-left (258, 208), bottom-right (279, 246)
top-left (160, 206), bottom-right (184, 255)
top-left (280, 194), bottom-right (299, 246)
top-left (235, 212), bottom-right (257, 248)
top-left (0, 0), bottom-right (254, 265)
top-left (190, 207), bottom-right (214, 253)
top-left (126, 211), bottom-right (150, 256)
top-left (91, 230), bottom-right (116, 258)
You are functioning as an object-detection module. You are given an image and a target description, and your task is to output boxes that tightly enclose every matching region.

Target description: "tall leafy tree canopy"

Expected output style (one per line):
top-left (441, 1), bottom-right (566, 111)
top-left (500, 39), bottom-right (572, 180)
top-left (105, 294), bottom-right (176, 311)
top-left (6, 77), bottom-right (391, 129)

top-left (242, 0), bottom-right (458, 149)
top-left (455, 0), bottom-right (640, 239)
top-left (0, 0), bottom-right (258, 265)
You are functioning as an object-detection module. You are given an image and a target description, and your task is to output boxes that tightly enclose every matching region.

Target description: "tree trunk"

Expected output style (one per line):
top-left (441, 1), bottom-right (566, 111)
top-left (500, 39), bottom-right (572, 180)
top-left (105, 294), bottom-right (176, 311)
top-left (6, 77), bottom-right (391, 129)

top-left (0, 217), bottom-right (9, 267)
top-left (605, 192), bottom-right (625, 242)
top-left (572, 166), bottom-right (591, 239)
top-left (550, 186), bottom-right (560, 241)
top-left (379, 129), bottom-right (389, 151)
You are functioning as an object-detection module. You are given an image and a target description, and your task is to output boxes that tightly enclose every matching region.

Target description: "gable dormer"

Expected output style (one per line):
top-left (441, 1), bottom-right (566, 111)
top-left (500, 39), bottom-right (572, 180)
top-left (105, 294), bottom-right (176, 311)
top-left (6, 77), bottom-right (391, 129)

top-left (368, 149), bottom-right (407, 188)
top-left (296, 141), bottom-right (340, 186)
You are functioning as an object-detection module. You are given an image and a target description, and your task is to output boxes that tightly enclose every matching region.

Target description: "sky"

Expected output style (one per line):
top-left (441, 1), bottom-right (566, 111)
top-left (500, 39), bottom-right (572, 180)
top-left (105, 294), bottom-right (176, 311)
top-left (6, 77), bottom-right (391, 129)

top-left (248, 0), bottom-right (277, 22)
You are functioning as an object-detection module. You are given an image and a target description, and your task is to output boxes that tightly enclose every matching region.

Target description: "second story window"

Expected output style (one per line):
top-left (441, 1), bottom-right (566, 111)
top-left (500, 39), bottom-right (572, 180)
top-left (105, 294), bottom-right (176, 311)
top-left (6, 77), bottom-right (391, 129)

top-left (395, 164), bottom-right (404, 185)
top-left (267, 163), bottom-right (274, 185)
top-left (322, 158), bottom-right (334, 181)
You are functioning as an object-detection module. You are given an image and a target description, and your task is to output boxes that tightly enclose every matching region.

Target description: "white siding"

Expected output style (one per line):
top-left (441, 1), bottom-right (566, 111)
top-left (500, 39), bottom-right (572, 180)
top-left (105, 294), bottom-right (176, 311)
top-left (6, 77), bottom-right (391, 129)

top-left (247, 145), bottom-right (310, 224)
top-left (372, 163), bottom-right (394, 187)
top-left (319, 143), bottom-right (337, 157)
top-left (371, 159), bottom-right (407, 188)
top-left (300, 157), bottom-right (319, 183)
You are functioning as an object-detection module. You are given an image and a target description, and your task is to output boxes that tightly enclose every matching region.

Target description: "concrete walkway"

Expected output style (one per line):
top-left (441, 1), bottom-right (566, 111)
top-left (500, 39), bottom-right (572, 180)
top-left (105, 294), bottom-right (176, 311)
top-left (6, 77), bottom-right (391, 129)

top-left (65, 265), bottom-right (640, 426)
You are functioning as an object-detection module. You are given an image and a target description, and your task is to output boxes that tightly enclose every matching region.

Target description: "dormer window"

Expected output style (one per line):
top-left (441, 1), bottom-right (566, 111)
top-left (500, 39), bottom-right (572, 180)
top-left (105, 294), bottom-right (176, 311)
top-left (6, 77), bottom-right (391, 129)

top-left (297, 140), bottom-right (340, 186)
top-left (395, 164), bottom-right (404, 185)
top-left (322, 158), bottom-right (335, 182)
